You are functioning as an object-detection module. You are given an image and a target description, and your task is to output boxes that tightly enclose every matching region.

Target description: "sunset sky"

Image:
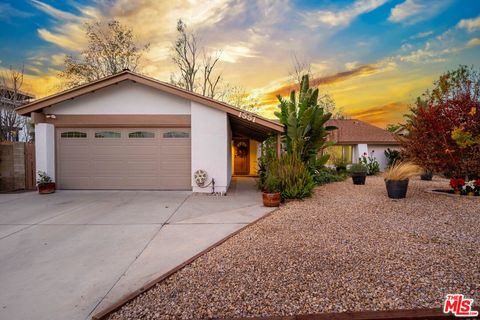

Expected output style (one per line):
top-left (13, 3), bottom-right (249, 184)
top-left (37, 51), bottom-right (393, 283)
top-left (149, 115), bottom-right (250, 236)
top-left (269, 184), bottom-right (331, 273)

top-left (1, 0), bottom-right (479, 127)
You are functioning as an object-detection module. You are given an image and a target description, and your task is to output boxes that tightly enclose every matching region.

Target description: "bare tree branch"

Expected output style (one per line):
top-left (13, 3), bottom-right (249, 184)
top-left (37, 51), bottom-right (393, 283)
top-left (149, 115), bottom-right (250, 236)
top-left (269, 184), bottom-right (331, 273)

top-left (0, 65), bottom-right (33, 141)
top-left (60, 20), bottom-right (150, 89)
top-left (171, 19), bottom-right (225, 99)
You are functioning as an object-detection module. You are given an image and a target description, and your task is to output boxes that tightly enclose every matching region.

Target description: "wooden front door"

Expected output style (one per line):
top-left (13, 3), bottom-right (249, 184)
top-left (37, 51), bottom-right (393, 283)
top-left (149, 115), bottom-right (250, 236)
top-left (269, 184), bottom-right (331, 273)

top-left (233, 138), bottom-right (250, 175)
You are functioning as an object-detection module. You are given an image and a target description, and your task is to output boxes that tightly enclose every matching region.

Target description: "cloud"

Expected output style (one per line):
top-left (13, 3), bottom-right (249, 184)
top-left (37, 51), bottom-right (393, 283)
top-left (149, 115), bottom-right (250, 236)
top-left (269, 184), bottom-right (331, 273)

top-left (410, 31), bottom-right (433, 39)
top-left (347, 101), bottom-right (408, 127)
top-left (30, 0), bottom-right (81, 21)
top-left (303, 0), bottom-right (388, 28)
top-left (398, 47), bottom-right (459, 63)
top-left (259, 61), bottom-right (396, 106)
top-left (0, 3), bottom-right (32, 21)
top-left (457, 16), bottom-right (480, 32)
top-left (219, 44), bottom-right (258, 63)
top-left (466, 38), bottom-right (480, 47)
top-left (389, 0), bottom-right (450, 24)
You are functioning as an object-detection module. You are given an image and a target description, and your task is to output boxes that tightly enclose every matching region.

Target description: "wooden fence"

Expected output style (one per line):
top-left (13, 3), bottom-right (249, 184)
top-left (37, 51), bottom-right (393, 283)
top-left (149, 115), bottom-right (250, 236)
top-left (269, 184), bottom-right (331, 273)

top-left (0, 142), bottom-right (36, 192)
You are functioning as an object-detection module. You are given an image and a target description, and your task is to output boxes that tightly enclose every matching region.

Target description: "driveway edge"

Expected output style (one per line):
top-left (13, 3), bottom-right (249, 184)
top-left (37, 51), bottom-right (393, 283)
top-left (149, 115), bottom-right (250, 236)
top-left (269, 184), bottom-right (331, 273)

top-left (91, 206), bottom-right (279, 320)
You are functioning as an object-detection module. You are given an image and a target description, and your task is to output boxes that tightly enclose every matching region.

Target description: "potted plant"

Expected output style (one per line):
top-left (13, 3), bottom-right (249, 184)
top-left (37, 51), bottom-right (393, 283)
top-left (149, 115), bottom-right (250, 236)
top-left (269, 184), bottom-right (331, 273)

top-left (359, 151), bottom-right (380, 176)
top-left (465, 180), bottom-right (476, 196)
top-left (349, 163), bottom-right (368, 185)
top-left (420, 171), bottom-right (433, 181)
top-left (37, 171), bottom-right (55, 194)
top-left (262, 173), bottom-right (281, 207)
top-left (334, 158), bottom-right (347, 173)
top-left (449, 178), bottom-right (465, 195)
top-left (383, 162), bottom-right (423, 199)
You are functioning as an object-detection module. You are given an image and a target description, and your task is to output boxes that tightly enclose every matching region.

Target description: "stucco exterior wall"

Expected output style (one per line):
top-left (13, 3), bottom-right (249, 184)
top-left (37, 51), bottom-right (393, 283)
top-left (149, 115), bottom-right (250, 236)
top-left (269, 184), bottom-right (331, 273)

top-left (227, 120), bottom-right (232, 187)
top-left (35, 123), bottom-right (55, 182)
top-left (191, 102), bottom-right (229, 193)
top-left (368, 145), bottom-right (400, 171)
top-left (45, 81), bottom-right (191, 115)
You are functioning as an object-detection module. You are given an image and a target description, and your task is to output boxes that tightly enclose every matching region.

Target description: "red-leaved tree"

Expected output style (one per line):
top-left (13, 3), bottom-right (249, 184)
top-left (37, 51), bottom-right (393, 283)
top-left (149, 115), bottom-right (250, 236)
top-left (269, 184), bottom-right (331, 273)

top-left (401, 66), bottom-right (480, 178)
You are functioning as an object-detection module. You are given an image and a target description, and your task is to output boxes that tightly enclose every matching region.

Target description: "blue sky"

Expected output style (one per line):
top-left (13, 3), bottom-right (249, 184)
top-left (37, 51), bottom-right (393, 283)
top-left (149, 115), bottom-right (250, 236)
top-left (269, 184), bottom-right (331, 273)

top-left (1, 0), bottom-right (479, 126)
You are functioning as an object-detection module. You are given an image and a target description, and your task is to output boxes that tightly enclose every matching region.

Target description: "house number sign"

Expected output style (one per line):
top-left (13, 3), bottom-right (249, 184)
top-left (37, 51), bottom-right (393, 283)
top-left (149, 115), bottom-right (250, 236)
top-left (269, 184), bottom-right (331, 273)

top-left (238, 111), bottom-right (256, 123)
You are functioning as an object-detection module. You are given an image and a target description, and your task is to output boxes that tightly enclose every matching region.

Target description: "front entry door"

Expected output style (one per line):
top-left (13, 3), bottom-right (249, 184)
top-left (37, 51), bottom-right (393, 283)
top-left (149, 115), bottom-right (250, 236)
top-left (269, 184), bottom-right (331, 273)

top-left (233, 138), bottom-right (250, 175)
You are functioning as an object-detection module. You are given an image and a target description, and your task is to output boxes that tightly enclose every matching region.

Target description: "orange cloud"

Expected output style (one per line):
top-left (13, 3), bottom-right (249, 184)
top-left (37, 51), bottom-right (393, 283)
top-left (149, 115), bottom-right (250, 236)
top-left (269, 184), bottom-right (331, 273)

top-left (346, 101), bottom-right (409, 127)
top-left (259, 64), bottom-right (379, 106)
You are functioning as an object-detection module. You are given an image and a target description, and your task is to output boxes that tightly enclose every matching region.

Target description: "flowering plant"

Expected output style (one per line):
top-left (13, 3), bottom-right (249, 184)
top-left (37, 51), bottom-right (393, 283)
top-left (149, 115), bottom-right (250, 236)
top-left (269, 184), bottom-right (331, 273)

top-left (449, 178), bottom-right (465, 189)
top-left (464, 180), bottom-right (476, 193)
top-left (359, 151), bottom-right (380, 175)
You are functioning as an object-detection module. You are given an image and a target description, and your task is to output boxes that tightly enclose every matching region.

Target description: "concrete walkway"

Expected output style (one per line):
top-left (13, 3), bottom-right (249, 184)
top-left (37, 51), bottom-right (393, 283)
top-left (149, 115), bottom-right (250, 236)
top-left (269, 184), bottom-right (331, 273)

top-left (0, 177), bottom-right (274, 320)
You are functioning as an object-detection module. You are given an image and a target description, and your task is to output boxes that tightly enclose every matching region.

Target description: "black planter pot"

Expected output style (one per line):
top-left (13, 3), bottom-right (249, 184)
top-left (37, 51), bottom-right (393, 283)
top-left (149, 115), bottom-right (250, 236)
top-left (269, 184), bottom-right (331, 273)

top-left (351, 172), bottom-right (366, 185)
top-left (420, 173), bottom-right (433, 181)
top-left (385, 179), bottom-right (409, 199)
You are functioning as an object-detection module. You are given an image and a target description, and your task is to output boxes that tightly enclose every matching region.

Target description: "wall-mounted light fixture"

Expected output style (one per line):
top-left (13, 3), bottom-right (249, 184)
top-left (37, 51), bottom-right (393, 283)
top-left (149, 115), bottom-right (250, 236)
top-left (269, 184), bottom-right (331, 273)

top-left (45, 114), bottom-right (56, 119)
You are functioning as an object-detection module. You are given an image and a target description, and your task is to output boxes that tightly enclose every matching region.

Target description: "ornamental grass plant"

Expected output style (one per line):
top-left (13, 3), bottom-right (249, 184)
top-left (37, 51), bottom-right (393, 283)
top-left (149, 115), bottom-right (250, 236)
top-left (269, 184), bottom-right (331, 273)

top-left (383, 161), bottom-right (424, 181)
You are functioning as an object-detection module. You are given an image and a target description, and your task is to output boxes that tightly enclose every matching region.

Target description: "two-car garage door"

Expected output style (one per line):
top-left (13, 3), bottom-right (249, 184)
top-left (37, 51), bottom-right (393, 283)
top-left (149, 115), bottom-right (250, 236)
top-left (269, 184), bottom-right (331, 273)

top-left (56, 128), bottom-right (191, 190)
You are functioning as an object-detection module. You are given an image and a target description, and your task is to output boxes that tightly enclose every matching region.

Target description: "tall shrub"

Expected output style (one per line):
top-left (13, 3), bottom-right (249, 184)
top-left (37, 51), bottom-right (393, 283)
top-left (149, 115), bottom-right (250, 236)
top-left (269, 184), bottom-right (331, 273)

top-left (275, 75), bottom-right (336, 169)
top-left (268, 153), bottom-right (315, 201)
top-left (401, 66), bottom-right (480, 178)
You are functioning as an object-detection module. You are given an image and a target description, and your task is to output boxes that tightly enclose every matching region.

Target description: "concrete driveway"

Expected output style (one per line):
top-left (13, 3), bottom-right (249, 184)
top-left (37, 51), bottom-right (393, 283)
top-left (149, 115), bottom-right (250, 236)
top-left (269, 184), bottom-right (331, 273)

top-left (0, 178), bottom-right (273, 320)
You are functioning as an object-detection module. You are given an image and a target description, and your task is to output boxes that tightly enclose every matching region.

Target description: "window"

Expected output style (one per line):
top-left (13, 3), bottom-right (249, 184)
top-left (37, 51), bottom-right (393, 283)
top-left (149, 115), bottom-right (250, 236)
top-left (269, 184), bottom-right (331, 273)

top-left (163, 131), bottom-right (190, 138)
top-left (61, 131), bottom-right (87, 138)
top-left (95, 131), bottom-right (121, 138)
top-left (128, 131), bottom-right (154, 138)
top-left (326, 145), bottom-right (353, 165)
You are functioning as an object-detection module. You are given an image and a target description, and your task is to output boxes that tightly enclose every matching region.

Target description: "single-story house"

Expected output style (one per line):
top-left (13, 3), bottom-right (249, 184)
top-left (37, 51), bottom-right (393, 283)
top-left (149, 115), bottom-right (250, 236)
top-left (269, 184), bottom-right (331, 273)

top-left (325, 119), bottom-right (401, 171)
top-left (16, 70), bottom-right (283, 193)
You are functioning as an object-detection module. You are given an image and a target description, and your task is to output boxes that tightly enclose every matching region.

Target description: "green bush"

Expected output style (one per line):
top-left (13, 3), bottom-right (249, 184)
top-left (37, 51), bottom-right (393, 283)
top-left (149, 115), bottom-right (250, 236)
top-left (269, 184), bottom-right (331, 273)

top-left (268, 153), bottom-right (315, 201)
top-left (257, 135), bottom-right (278, 190)
top-left (349, 163), bottom-right (368, 173)
top-left (314, 167), bottom-right (349, 185)
top-left (384, 148), bottom-right (401, 168)
top-left (263, 173), bottom-right (280, 193)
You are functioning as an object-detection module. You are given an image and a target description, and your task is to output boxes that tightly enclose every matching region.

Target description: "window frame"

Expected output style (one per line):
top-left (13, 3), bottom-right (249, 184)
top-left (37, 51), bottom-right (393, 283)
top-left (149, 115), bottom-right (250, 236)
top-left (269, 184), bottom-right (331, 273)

top-left (60, 131), bottom-right (87, 139)
top-left (162, 131), bottom-right (190, 139)
top-left (94, 131), bottom-right (121, 139)
top-left (128, 131), bottom-right (155, 139)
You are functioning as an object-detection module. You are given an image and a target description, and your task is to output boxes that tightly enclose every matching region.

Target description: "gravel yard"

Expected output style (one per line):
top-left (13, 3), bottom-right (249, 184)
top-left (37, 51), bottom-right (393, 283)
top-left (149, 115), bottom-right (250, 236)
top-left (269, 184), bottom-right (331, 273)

top-left (109, 176), bottom-right (480, 320)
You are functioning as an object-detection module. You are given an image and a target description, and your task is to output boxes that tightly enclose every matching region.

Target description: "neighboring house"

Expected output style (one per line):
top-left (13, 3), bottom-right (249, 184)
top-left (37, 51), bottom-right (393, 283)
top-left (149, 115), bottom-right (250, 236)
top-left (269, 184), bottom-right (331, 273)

top-left (1, 86), bottom-right (34, 141)
top-left (326, 119), bottom-right (400, 171)
top-left (15, 70), bottom-right (283, 193)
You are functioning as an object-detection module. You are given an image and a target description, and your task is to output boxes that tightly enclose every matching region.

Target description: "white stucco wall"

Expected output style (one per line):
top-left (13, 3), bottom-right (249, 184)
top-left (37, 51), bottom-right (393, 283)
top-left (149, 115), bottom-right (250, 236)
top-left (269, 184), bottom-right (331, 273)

top-left (45, 81), bottom-right (190, 115)
top-left (35, 123), bottom-right (55, 181)
top-left (227, 120), bottom-right (232, 187)
top-left (191, 102), bottom-right (229, 193)
top-left (368, 145), bottom-right (400, 171)
top-left (352, 144), bottom-right (368, 163)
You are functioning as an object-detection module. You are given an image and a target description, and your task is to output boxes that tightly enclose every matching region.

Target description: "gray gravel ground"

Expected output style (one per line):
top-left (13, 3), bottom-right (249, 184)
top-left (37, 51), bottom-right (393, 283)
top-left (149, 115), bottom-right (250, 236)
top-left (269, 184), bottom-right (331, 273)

top-left (109, 176), bottom-right (480, 320)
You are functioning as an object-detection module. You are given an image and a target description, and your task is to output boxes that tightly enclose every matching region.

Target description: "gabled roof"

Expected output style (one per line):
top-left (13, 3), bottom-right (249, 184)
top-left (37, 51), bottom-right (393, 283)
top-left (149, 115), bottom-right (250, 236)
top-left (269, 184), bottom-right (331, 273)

top-left (16, 70), bottom-right (283, 132)
top-left (327, 119), bottom-right (400, 145)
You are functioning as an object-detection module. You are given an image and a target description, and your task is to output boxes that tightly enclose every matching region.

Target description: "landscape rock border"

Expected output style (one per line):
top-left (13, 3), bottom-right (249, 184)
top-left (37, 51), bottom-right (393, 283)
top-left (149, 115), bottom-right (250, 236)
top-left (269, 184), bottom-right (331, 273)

top-left (425, 188), bottom-right (480, 200)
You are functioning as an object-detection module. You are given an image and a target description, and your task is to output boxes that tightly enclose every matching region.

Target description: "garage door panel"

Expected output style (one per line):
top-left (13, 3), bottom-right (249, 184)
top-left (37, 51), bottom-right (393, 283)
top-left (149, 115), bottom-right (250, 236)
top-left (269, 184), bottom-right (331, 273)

top-left (93, 161), bottom-right (126, 175)
top-left (60, 177), bottom-right (92, 189)
top-left (57, 127), bottom-right (191, 190)
top-left (59, 161), bottom-right (92, 176)
top-left (92, 176), bottom-right (126, 188)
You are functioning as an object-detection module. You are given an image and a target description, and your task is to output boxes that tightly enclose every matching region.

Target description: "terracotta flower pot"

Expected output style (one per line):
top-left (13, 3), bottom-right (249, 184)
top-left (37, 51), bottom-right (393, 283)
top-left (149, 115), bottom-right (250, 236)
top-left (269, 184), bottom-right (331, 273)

top-left (385, 179), bottom-right (409, 199)
top-left (351, 172), bottom-right (366, 185)
top-left (38, 182), bottom-right (55, 194)
top-left (262, 192), bottom-right (281, 207)
top-left (467, 191), bottom-right (475, 196)
top-left (454, 189), bottom-right (461, 195)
